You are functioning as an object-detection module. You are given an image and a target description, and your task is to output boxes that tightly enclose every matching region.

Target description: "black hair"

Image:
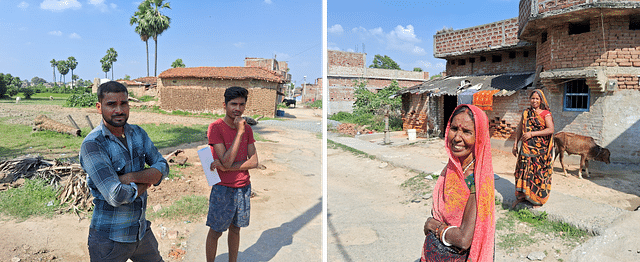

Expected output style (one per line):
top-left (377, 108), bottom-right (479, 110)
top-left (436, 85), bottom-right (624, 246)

top-left (97, 81), bottom-right (128, 102)
top-left (224, 86), bottom-right (248, 104)
top-left (530, 89), bottom-right (548, 110)
top-left (450, 105), bottom-right (474, 125)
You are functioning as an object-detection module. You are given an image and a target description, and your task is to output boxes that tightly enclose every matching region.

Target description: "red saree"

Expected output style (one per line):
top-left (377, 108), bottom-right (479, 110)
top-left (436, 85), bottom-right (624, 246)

top-left (422, 105), bottom-right (496, 262)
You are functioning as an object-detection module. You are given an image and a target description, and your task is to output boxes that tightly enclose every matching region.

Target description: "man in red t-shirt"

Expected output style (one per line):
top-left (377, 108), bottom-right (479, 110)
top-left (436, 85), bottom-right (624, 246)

top-left (205, 86), bottom-right (259, 262)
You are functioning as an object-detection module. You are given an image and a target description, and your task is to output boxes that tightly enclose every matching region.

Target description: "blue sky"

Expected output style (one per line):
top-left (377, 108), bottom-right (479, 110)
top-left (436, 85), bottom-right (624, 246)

top-left (328, 0), bottom-right (520, 77)
top-left (0, 0), bottom-right (321, 86)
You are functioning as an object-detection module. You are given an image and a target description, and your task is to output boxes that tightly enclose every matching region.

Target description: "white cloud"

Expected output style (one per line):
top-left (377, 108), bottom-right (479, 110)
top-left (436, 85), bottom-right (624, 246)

top-left (327, 42), bottom-right (340, 51)
top-left (48, 30), bottom-right (63, 36)
top-left (386, 25), bottom-right (426, 55)
top-left (69, 33), bottom-right (81, 39)
top-left (89, 0), bottom-right (111, 12)
top-left (264, 0), bottom-right (272, 3)
top-left (414, 60), bottom-right (433, 69)
top-left (40, 0), bottom-right (81, 11)
top-left (351, 25), bottom-right (427, 56)
top-left (110, 3), bottom-right (117, 9)
top-left (346, 48), bottom-right (355, 52)
top-left (233, 42), bottom-right (246, 48)
top-left (18, 2), bottom-right (29, 9)
top-left (328, 24), bottom-right (344, 35)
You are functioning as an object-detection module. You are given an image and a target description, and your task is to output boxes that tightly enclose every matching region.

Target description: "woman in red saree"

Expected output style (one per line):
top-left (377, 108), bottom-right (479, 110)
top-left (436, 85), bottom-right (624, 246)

top-left (512, 89), bottom-right (555, 208)
top-left (421, 104), bottom-right (495, 262)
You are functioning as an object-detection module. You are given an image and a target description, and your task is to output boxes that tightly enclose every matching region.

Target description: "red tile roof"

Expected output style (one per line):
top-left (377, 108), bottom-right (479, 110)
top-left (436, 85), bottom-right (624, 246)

top-left (134, 76), bottom-right (158, 85)
top-left (117, 79), bottom-right (145, 86)
top-left (158, 66), bottom-right (284, 83)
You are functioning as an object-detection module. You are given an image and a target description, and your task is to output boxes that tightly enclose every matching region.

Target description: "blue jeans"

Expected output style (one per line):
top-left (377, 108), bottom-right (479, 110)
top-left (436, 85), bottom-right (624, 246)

top-left (88, 223), bottom-right (163, 262)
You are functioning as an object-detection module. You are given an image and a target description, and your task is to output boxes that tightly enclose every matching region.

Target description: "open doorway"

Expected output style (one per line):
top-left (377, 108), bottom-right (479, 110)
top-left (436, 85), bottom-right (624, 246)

top-left (442, 95), bottom-right (458, 134)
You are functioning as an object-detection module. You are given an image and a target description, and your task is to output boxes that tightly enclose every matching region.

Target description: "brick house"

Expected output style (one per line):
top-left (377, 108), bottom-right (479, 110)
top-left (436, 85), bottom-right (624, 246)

top-left (157, 66), bottom-right (287, 118)
top-left (400, 0), bottom-right (640, 170)
top-left (328, 50), bottom-right (430, 114)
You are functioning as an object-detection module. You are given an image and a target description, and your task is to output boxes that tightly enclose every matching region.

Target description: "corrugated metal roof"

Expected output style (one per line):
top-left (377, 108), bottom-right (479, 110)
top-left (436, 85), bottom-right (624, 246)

top-left (398, 72), bottom-right (534, 97)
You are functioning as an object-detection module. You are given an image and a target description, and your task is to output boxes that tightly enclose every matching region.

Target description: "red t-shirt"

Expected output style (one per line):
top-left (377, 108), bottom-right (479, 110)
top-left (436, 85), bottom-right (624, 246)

top-left (207, 118), bottom-right (255, 188)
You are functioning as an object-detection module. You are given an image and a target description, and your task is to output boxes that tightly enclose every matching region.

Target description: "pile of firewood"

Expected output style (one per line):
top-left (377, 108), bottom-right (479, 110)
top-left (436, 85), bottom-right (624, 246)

top-left (0, 155), bottom-right (56, 182)
top-left (53, 164), bottom-right (93, 215)
top-left (489, 117), bottom-right (514, 139)
top-left (335, 123), bottom-right (373, 136)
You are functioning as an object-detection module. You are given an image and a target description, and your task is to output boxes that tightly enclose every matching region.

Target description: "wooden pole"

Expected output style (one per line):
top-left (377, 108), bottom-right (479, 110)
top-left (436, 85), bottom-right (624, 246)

top-left (85, 115), bottom-right (94, 130)
top-left (67, 115), bottom-right (80, 130)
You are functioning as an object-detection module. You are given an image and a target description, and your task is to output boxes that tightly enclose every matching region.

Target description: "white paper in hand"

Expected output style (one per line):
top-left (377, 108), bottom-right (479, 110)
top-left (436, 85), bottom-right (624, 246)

top-left (197, 146), bottom-right (221, 186)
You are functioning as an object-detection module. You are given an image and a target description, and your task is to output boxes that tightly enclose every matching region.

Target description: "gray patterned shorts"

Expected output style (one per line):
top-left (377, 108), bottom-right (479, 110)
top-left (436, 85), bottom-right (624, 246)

top-left (206, 184), bottom-right (251, 232)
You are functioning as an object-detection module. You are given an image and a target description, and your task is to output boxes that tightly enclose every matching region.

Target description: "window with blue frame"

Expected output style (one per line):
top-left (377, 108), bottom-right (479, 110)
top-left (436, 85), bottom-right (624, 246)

top-left (563, 79), bottom-right (590, 111)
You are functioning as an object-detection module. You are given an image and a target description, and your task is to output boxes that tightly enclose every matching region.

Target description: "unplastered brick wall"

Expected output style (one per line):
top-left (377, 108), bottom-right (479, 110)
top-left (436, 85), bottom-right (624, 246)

top-left (301, 83), bottom-right (322, 102)
top-left (610, 75), bottom-right (640, 89)
top-left (158, 78), bottom-right (278, 117)
top-left (328, 50), bottom-right (366, 68)
top-left (244, 58), bottom-right (289, 72)
top-left (446, 49), bottom-right (537, 76)
top-left (401, 93), bottom-right (440, 136)
top-left (537, 15), bottom-right (640, 70)
top-left (434, 18), bottom-right (520, 57)
top-left (485, 90), bottom-right (530, 139)
top-left (328, 86), bottom-right (355, 101)
top-left (535, 0), bottom-right (589, 14)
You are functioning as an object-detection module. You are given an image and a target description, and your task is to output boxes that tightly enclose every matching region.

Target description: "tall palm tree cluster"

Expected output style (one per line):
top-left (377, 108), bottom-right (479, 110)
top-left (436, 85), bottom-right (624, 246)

top-left (49, 56), bottom-right (78, 87)
top-left (130, 0), bottom-right (171, 77)
top-left (100, 48), bottom-right (118, 80)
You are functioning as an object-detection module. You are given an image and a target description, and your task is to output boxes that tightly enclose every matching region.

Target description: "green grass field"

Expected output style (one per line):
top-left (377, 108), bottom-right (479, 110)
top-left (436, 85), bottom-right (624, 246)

top-left (0, 93), bottom-right (71, 106)
top-left (0, 118), bottom-right (209, 160)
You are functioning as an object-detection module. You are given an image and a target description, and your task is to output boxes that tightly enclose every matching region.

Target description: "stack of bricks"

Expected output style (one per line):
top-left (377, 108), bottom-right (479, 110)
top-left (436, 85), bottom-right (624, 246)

top-left (402, 112), bottom-right (428, 133)
top-left (489, 117), bottom-right (514, 139)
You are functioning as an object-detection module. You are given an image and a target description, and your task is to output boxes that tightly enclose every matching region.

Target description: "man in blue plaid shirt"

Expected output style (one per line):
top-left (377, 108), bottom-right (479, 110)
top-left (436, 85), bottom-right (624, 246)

top-left (80, 81), bottom-right (169, 262)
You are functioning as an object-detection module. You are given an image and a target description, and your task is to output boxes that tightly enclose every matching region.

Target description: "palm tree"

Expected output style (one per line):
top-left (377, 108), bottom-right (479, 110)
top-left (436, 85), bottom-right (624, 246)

top-left (106, 48), bottom-right (118, 80)
top-left (57, 60), bottom-right (69, 85)
top-left (139, 0), bottom-right (171, 76)
top-left (50, 59), bottom-right (57, 87)
top-left (67, 56), bottom-right (78, 88)
top-left (100, 57), bottom-right (111, 79)
top-left (130, 5), bottom-right (152, 77)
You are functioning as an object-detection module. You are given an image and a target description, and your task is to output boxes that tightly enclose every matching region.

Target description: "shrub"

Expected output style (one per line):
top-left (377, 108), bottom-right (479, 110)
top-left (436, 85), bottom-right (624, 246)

top-left (309, 99), bottom-right (322, 108)
top-left (65, 93), bottom-right (98, 107)
top-left (7, 88), bottom-right (18, 97)
top-left (22, 88), bottom-right (35, 99)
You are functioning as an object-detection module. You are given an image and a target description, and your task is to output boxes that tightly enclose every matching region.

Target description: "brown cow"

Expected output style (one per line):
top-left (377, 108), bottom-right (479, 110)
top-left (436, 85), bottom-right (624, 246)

top-left (553, 132), bottom-right (610, 179)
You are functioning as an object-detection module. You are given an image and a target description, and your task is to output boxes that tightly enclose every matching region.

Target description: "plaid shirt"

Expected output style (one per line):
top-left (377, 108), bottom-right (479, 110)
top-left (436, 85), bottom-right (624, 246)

top-left (80, 122), bottom-right (168, 243)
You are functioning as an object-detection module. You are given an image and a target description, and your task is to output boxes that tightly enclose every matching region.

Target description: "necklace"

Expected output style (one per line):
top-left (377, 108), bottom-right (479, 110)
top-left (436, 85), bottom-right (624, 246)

top-left (462, 158), bottom-right (475, 174)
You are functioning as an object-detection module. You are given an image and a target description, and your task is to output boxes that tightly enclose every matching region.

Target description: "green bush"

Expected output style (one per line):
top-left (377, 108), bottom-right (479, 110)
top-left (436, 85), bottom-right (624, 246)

top-left (22, 88), bottom-right (35, 99)
top-left (309, 99), bottom-right (322, 108)
top-left (7, 88), bottom-right (18, 97)
top-left (329, 111), bottom-right (402, 132)
top-left (65, 93), bottom-right (98, 107)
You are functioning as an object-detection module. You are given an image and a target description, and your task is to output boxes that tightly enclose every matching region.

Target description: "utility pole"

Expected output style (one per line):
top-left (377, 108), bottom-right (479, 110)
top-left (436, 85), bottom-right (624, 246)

top-left (303, 76), bottom-right (307, 102)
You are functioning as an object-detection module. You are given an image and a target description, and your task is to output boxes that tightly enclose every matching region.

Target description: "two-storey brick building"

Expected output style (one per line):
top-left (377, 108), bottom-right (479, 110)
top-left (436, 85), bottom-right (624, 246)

top-left (401, 0), bottom-right (640, 170)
